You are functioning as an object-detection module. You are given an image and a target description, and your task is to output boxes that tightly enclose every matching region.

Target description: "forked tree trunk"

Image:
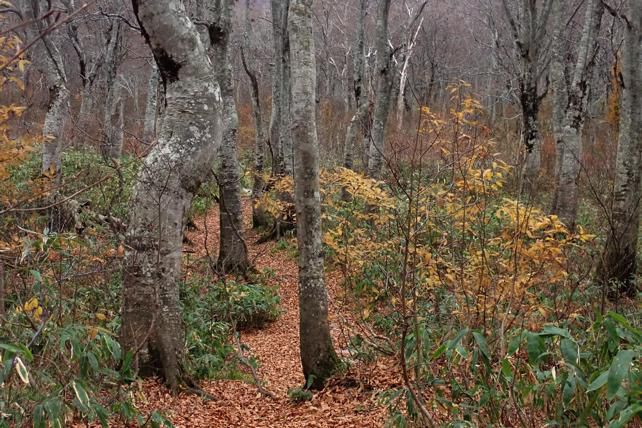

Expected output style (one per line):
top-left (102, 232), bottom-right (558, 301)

top-left (120, 0), bottom-right (221, 391)
top-left (211, 0), bottom-right (249, 273)
top-left (551, 0), bottom-right (603, 229)
top-left (289, 0), bottom-right (339, 389)
top-left (367, 0), bottom-right (393, 179)
top-left (597, 0), bottom-right (642, 299)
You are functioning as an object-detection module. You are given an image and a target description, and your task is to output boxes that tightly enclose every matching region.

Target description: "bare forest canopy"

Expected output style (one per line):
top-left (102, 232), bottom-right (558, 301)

top-left (0, 0), bottom-right (640, 427)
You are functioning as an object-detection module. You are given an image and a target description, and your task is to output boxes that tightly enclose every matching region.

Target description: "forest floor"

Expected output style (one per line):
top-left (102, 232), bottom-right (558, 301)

top-left (130, 200), bottom-right (396, 427)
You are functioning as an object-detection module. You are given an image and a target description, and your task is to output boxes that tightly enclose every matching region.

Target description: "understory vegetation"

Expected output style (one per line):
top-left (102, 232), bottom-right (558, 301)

top-left (1, 0), bottom-right (641, 426)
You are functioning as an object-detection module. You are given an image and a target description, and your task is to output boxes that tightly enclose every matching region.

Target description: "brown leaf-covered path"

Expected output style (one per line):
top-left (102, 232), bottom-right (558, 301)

top-left (133, 201), bottom-right (392, 427)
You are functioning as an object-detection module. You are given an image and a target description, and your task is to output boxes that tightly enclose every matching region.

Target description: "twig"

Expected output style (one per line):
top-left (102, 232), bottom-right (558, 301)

top-left (233, 332), bottom-right (276, 399)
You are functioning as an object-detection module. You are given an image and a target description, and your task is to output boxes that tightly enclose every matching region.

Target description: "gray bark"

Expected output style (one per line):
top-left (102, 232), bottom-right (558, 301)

top-left (210, 0), bottom-right (249, 273)
top-left (270, 0), bottom-right (290, 175)
top-left (143, 63), bottom-right (160, 144)
top-left (500, 0), bottom-right (554, 196)
top-left (551, 0), bottom-right (603, 229)
top-left (367, 0), bottom-right (393, 179)
top-left (23, 0), bottom-right (70, 180)
top-left (241, 0), bottom-right (268, 227)
top-left (120, 0), bottom-right (222, 391)
top-left (343, 0), bottom-right (368, 172)
top-left (100, 21), bottom-right (124, 159)
top-left (103, 78), bottom-right (125, 160)
top-left (550, 0), bottom-right (567, 209)
top-left (597, 0), bottom-right (642, 298)
top-left (289, 0), bottom-right (339, 388)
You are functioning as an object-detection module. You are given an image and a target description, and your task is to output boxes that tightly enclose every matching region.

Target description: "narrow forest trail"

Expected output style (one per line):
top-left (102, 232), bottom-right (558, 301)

top-left (133, 200), bottom-right (393, 427)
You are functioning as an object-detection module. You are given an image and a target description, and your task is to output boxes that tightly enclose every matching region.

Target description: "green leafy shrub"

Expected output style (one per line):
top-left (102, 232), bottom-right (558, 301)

top-left (0, 265), bottom-right (164, 427)
top-left (210, 281), bottom-right (281, 331)
top-left (180, 277), bottom-right (280, 379)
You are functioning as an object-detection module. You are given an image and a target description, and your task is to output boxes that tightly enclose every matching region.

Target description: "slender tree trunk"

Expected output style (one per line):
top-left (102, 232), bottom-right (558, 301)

top-left (597, 0), bottom-right (642, 299)
top-left (120, 0), bottom-right (221, 391)
top-left (270, 0), bottom-right (287, 175)
top-left (24, 1), bottom-right (70, 180)
top-left (143, 63), bottom-right (160, 144)
top-left (396, 17), bottom-right (423, 131)
top-left (367, 0), bottom-right (393, 179)
top-left (343, 0), bottom-right (368, 172)
top-left (551, 0), bottom-right (604, 229)
top-left (211, 0), bottom-right (249, 273)
top-left (41, 79), bottom-right (70, 178)
top-left (99, 21), bottom-right (123, 159)
top-left (103, 79), bottom-right (125, 159)
top-left (289, 0), bottom-right (339, 389)
top-left (241, 0), bottom-right (268, 228)
top-left (550, 0), bottom-right (567, 210)
top-left (519, 77), bottom-right (541, 196)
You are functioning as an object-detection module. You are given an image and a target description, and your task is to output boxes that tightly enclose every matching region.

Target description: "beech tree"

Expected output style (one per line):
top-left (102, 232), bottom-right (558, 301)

top-left (550, 0), bottom-right (604, 229)
top-left (499, 0), bottom-right (554, 195)
top-left (120, 0), bottom-right (222, 390)
top-left (23, 0), bottom-right (69, 180)
top-left (210, 0), bottom-right (249, 273)
top-left (241, 0), bottom-right (268, 227)
top-left (597, 0), bottom-right (642, 299)
top-left (366, 0), bottom-right (393, 179)
top-left (343, 0), bottom-right (369, 173)
top-left (289, 0), bottom-right (339, 388)
top-left (270, 0), bottom-right (293, 176)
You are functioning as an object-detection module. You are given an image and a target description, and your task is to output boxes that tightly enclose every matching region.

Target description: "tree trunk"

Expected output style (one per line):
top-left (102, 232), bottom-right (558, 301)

top-left (99, 21), bottom-right (123, 159)
top-left (519, 79), bottom-right (541, 197)
top-left (597, 0), bottom-right (642, 299)
top-left (551, 0), bottom-right (604, 229)
top-left (120, 0), bottom-right (221, 391)
top-left (211, 0), bottom-right (249, 274)
top-left (143, 63), bottom-right (160, 144)
top-left (270, 0), bottom-right (288, 175)
top-left (75, 85), bottom-right (94, 147)
top-left (103, 79), bottom-right (125, 160)
top-left (289, 0), bottom-right (339, 389)
top-left (549, 0), bottom-right (567, 211)
top-left (367, 0), bottom-right (393, 179)
top-left (41, 80), bottom-right (70, 178)
top-left (23, 1), bottom-right (69, 180)
top-left (343, 0), bottom-right (368, 173)
top-left (241, 0), bottom-right (268, 228)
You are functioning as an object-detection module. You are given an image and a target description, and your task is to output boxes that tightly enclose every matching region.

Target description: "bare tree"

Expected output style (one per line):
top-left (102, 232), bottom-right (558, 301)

top-left (499, 0), bottom-right (554, 195)
top-left (23, 0), bottom-right (70, 180)
top-left (289, 0), bottom-right (339, 388)
top-left (206, 0), bottom-right (250, 273)
top-left (241, 0), bottom-right (268, 227)
top-left (551, 0), bottom-right (604, 229)
top-left (270, 0), bottom-right (292, 175)
top-left (366, 0), bottom-right (393, 179)
top-left (120, 0), bottom-right (222, 391)
top-left (343, 0), bottom-right (369, 172)
top-left (597, 0), bottom-right (642, 299)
